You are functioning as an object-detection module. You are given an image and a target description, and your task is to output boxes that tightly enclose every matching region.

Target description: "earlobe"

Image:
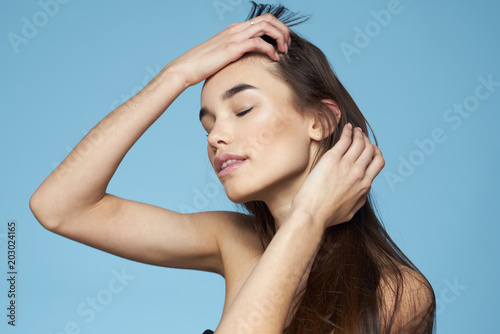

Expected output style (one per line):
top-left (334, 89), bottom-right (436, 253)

top-left (308, 99), bottom-right (341, 141)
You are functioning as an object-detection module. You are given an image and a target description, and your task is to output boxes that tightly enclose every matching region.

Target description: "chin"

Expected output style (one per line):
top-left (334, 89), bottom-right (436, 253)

top-left (225, 188), bottom-right (255, 204)
top-left (222, 180), bottom-right (263, 204)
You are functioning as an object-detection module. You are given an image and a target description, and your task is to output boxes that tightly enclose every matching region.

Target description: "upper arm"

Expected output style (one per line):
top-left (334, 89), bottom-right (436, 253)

top-left (33, 193), bottom-right (253, 276)
top-left (378, 267), bottom-right (436, 333)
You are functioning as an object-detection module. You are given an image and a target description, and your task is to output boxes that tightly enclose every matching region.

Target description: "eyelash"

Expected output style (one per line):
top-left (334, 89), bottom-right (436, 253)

top-left (205, 107), bottom-right (253, 137)
top-left (236, 107), bottom-right (252, 117)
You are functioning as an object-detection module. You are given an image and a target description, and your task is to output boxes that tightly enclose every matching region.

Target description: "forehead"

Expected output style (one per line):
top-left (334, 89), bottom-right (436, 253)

top-left (200, 53), bottom-right (280, 105)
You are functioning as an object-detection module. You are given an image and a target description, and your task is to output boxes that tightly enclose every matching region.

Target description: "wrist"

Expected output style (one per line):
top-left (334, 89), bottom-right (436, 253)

top-left (284, 207), bottom-right (325, 235)
top-left (153, 62), bottom-right (191, 92)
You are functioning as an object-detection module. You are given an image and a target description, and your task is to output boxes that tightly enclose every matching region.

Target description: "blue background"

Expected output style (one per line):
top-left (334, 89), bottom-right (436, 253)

top-left (1, 0), bottom-right (499, 333)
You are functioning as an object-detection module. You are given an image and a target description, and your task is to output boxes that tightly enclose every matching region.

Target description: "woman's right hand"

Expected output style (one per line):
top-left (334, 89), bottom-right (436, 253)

top-left (289, 124), bottom-right (385, 230)
top-left (168, 13), bottom-right (291, 88)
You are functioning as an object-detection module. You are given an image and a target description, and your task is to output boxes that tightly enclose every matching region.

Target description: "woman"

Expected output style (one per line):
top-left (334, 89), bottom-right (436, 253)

top-left (30, 2), bottom-right (435, 333)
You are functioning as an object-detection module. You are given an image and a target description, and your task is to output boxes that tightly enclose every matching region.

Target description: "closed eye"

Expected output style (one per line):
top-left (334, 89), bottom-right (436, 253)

top-left (205, 107), bottom-right (253, 137)
top-left (236, 107), bottom-right (253, 117)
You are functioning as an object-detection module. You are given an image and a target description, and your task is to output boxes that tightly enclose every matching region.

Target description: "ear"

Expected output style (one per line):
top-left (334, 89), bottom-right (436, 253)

top-left (307, 99), bottom-right (341, 141)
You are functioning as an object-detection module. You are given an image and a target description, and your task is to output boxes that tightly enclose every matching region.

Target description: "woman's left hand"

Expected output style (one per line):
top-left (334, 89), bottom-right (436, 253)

top-left (290, 123), bottom-right (385, 229)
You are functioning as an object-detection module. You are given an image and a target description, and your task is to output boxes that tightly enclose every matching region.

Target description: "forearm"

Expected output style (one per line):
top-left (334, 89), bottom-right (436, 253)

top-left (30, 64), bottom-right (187, 226)
top-left (215, 210), bottom-right (325, 334)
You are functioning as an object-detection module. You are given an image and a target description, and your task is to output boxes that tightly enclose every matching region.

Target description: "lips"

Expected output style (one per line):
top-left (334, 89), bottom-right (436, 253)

top-left (214, 152), bottom-right (248, 173)
top-left (218, 159), bottom-right (247, 177)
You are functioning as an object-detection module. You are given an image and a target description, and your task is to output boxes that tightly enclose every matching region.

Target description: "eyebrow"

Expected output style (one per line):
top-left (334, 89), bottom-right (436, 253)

top-left (199, 83), bottom-right (258, 121)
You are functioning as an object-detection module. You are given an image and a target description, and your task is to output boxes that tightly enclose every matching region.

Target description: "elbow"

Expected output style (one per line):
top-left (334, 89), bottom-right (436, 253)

top-left (29, 188), bottom-right (63, 232)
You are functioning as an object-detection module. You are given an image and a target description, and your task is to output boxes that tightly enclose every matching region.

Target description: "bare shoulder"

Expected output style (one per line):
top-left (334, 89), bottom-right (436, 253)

top-left (220, 211), bottom-right (266, 277)
top-left (188, 210), bottom-right (265, 278)
top-left (378, 264), bottom-right (436, 333)
top-left (203, 210), bottom-right (267, 313)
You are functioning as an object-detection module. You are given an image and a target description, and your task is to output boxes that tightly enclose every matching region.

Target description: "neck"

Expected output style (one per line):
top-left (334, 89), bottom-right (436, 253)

top-left (262, 145), bottom-right (321, 233)
top-left (261, 171), bottom-right (309, 233)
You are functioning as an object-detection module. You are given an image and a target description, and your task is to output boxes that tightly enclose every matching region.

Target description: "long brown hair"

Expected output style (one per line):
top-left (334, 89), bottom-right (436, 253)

top-left (235, 2), bottom-right (436, 333)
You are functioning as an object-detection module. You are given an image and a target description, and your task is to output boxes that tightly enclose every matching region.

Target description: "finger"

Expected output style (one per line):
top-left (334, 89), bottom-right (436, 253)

top-left (328, 123), bottom-right (353, 159)
top-left (363, 145), bottom-right (385, 183)
top-left (354, 131), bottom-right (376, 169)
top-left (236, 37), bottom-right (281, 61)
top-left (251, 13), bottom-right (290, 46)
top-left (341, 127), bottom-right (366, 164)
top-left (245, 20), bottom-right (289, 54)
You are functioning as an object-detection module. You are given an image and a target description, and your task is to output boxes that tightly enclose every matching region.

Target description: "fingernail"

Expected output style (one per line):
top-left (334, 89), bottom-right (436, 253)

top-left (288, 36), bottom-right (291, 46)
top-left (275, 52), bottom-right (280, 61)
top-left (347, 123), bottom-right (352, 129)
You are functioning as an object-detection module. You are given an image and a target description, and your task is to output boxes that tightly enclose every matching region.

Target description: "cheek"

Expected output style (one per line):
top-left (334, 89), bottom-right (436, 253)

top-left (221, 128), bottom-right (310, 204)
top-left (255, 119), bottom-right (311, 176)
top-left (270, 130), bottom-right (310, 167)
top-left (244, 107), bottom-right (302, 151)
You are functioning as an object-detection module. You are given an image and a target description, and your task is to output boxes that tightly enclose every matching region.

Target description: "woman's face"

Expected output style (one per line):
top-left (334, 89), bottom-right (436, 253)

top-left (200, 53), bottom-right (317, 204)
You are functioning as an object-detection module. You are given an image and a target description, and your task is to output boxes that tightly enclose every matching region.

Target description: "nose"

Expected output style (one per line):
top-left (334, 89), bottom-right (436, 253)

top-left (207, 120), bottom-right (232, 150)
